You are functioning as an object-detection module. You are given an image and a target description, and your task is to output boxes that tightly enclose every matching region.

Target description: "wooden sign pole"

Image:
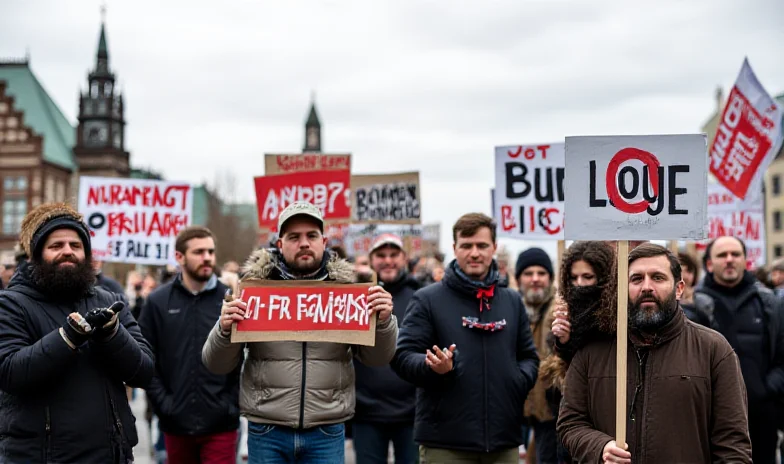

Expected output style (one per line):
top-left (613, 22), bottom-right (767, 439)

top-left (668, 240), bottom-right (679, 254)
top-left (556, 240), bottom-right (566, 269)
top-left (615, 240), bottom-right (629, 448)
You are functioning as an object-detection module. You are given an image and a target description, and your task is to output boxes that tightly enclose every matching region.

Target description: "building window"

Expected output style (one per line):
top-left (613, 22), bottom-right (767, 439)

top-left (776, 211), bottom-right (783, 232)
top-left (776, 246), bottom-right (783, 258)
top-left (774, 175), bottom-right (782, 196)
top-left (4, 176), bottom-right (27, 191)
top-left (2, 199), bottom-right (26, 235)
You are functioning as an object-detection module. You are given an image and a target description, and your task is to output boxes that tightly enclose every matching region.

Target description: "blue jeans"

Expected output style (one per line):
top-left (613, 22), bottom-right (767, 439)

top-left (353, 422), bottom-right (417, 464)
top-left (247, 422), bottom-right (345, 464)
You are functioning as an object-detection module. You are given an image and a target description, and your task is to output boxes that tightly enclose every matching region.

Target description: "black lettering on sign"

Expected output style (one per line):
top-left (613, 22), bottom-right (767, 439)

top-left (355, 183), bottom-right (421, 221)
top-left (505, 162), bottom-right (565, 201)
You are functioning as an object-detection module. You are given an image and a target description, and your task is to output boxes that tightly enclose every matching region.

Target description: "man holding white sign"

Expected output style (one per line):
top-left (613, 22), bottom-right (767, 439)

top-left (202, 201), bottom-right (398, 464)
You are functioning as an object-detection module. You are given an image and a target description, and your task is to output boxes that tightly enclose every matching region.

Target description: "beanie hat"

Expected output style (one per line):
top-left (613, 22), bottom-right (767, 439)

top-left (515, 247), bottom-right (553, 280)
top-left (19, 203), bottom-right (92, 259)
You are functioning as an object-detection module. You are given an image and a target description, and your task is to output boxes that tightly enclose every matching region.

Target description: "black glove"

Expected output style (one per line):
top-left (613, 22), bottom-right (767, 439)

top-left (62, 313), bottom-right (92, 348)
top-left (85, 302), bottom-right (124, 342)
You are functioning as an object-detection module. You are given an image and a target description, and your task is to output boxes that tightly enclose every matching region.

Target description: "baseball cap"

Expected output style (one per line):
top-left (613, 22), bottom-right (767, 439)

top-left (277, 201), bottom-right (324, 234)
top-left (370, 233), bottom-right (404, 254)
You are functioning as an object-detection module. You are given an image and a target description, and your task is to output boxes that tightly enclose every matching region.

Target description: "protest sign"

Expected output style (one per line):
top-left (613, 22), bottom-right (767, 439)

top-left (231, 280), bottom-right (376, 346)
top-left (709, 59), bottom-right (784, 200)
top-left (344, 224), bottom-right (425, 257)
top-left (77, 176), bottom-right (193, 265)
top-left (254, 170), bottom-right (351, 230)
top-left (264, 153), bottom-right (351, 175)
top-left (564, 134), bottom-right (708, 241)
top-left (351, 172), bottom-right (421, 224)
top-left (494, 143), bottom-right (564, 239)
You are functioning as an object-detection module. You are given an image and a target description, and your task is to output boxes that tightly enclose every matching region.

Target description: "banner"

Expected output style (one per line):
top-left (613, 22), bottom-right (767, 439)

top-left (709, 59), bottom-right (784, 200)
top-left (264, 153), bottom-right (351, 175)
top-left (231, 280), bottom-right (376, 345)
top-left (564, 135), bottom-right (708, 240)
top-left (344, 224), bottom-right (425, 257)
top-left (351, 172), bottom-right (421, 224)
top-left (697, 183), bottom-right (765, 269)
top-left (254, 170), bottom-right (351, 230)
top-left (493, 143), bottom-right (564, 239)
top-left (77, 176), bottom-right (193, 265)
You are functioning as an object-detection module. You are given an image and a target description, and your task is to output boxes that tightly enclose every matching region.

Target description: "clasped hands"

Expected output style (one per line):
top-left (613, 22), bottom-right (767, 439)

top-left (62, 301), bottom-right (124, 348)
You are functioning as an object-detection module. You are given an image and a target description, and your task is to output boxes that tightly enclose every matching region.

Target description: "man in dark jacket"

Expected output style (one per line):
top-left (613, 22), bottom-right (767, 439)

top-left (391, 213), bottom-right (539, 464)
top-left (139, 226), bottom-right (241, 464)
top-left (0, 202), bottom-right (154, 464)
top-left (353, 233), bottom-right (420, 464)
top-left (695, 236), bottom-right (784, 464)
top-left (93, 258), bottom-right (125, 294)
top-left (558, 243), bottom-right (751, 464)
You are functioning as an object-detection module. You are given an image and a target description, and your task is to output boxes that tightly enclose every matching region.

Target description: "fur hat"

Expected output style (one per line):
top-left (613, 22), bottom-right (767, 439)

top-left (19, 203), bottom-right (92, 259)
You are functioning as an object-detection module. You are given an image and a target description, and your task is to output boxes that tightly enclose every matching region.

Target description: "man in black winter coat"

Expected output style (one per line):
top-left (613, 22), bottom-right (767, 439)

top-left (391, 213), bottom-right (539, 464)
top-left (695, 236), bottom-right (784, 464)
top-left (353, 233), bottom-right (420, 464)
top-left (0, 202), bottom-right (154, 464)
top-left (139, 226), bottom-right (241, 464)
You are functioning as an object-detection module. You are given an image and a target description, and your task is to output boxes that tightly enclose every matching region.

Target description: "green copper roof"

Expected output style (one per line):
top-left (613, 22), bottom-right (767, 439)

top-left (306, 102), bottom-right (320, 128)
top-left (0, 63), bottom-right (75, 170)
top-left (98, 23), bottom-right (108, 58)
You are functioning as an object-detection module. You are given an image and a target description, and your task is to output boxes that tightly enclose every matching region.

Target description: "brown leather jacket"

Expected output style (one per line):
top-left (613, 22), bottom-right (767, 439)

top-left (557, 309), bottom-right (752, 464)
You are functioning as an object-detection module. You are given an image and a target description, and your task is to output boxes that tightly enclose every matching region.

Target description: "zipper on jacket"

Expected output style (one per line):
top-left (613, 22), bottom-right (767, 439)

top-left (108, 394), bottom-right (127, 448)
top-left (298, 342), bottom-right (308, 429)
top-left (629, 349), bottom-right (645, 421)
top-left (44, 406), bottom-right (51, 463)
top-left (483, 336), bottom-right (489, 453)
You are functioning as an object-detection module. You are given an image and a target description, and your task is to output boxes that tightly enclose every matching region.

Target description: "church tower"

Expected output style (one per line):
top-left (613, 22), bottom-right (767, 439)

top-left (303, 97), bottom-right (321, 153)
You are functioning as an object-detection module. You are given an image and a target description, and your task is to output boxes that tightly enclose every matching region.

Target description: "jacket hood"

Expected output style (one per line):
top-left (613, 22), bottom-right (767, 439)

top-left (241, 248), bottom-right (355, 283)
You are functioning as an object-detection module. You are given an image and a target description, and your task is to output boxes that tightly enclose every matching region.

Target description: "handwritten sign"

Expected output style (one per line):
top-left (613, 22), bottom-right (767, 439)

top-left (564, 135), bottom-right (708, 240)
top-left (351, 172), bottom-right (421, 224)
top-left (231, 280), bottom-right (376, 345)
top-left (710, 59), bottom-right (784, 200)
top-left (77, 176), bottom-right (193, 265)
top-left (254, 170), bottom-right (351, 230)
top-left (494, 143), bottom-right (564, 239)
top-left (265, 153), bottom-right (352, 175)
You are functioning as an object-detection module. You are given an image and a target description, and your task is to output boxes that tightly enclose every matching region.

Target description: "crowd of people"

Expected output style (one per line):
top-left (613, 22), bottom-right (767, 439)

top-left (0, 200), bottom-right (781, 463)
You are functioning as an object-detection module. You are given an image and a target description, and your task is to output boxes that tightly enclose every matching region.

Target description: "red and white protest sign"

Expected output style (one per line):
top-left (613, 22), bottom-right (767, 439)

top-left (696, 183), bottom-right (765, 269)
top-left (77, 177), bottom-right (193, 265)
top-left (493, 143), bottom-right (564, 239)
top-left (231, 280), bottom-right (376, 345)
top-left (254, 170), bottom-right (351, 230)
top-left (709, 59), bottom-right (784, 200)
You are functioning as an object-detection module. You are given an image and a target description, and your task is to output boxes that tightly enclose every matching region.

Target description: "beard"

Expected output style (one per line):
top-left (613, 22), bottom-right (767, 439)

top-left (289, 250), bottom-right (321, 275)
top-left (629, 289), bottom-right (678, 331)
top-left (524, 285), bottom-right (552, 307)
top-left (184, 262), bottom-right (214, 282)
top-left (31, 255), bottom-right (96, 302)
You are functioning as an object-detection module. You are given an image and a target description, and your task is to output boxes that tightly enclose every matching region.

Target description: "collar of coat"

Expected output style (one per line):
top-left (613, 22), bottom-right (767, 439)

top-left (240, 248), bottom-right (355, 283)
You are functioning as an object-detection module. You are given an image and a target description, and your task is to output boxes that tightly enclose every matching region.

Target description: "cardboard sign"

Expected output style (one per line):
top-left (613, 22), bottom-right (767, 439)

top-left (709, 59), bottom-right (784, 200)
top-left (77, 176), bottom-right (193, 265)
top-left (696, 183), bottom-right (765, 269)
top-left (264, 153), bottom-right (352, 175)
top-left (564, 135), bottom-right (708, 240)
top-left (350, 172), bottom-right (421, 224)
top-left (231, 280), bottom-right (376, 346)
top-left (254, 170), bottom-right (351, 230)
top-left (494, 143), bottom-right (564, 239)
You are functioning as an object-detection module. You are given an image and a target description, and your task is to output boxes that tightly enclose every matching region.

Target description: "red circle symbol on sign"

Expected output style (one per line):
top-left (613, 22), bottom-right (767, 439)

top-left (605, 147), bottom-right (660, 214)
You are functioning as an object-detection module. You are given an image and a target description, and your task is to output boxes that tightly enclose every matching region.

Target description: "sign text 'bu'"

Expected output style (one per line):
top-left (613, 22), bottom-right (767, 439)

top-left (231, 280), bottom-right (376, 346)
top-left (564, 135), bottom-right (708, 240)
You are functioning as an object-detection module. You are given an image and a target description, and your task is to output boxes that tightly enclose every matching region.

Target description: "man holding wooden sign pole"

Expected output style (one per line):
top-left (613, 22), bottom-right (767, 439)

top-left (202, 202), bottom-right (398, 464)
top-left (559, 135), bottom-right (752, 463)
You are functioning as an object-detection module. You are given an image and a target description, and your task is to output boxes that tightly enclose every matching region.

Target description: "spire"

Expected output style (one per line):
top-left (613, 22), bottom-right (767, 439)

top-left (303, 94), bottom-right (322, 152)
top-left (97, 5), bottom-right (108, 60)
top-left (306, 93), bottom-right (320, 128)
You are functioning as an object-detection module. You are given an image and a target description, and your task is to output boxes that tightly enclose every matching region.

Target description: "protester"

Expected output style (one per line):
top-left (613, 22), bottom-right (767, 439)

top-left (558, 243), bottom-right (752, 463)
top-left (392, 213), bottom-right (539, 464)
top-left (202, 201), bottom-right (398, 464)
top-left (695, 236), bottom-right (784, 464)
top-left (353, 233), bottom-right (420, 464)
top-left (139, 226), bottom-right (241, 463)
top-left (769, 259), bottom-right (784, 297)
top-left (676, 252), bottom-right (711, 327)
top-left (0, 202), bottom-right (154, 463)
top-left (93, 258), bottom-right (125, 293)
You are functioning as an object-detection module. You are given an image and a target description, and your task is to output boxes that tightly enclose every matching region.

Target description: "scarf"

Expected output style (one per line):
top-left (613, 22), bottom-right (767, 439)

top-left (449, 259), bottom-right (498, 313)
top-left (272, 248), bottom-right (331, 281)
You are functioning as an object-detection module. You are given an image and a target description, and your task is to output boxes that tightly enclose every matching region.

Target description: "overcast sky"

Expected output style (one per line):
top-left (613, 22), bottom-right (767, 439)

top-left (3, 0), bottom-right (783, 263)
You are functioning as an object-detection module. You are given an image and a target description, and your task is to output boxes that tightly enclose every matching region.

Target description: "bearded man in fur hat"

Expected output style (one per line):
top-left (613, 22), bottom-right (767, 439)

top-left (202, 201), bottom-right (397, 464)
top-left (0, 202), bottom-right (154, 464)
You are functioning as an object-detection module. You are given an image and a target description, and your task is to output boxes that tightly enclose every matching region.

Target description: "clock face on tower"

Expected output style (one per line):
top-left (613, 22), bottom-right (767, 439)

top-left (84, 121), bottom-right (108, 147)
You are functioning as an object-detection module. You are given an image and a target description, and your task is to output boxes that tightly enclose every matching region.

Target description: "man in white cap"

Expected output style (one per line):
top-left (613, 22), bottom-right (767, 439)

top-left (203, 201), bottom-right (398, 464)
top-left (353, 233), bottom-right (420, 464)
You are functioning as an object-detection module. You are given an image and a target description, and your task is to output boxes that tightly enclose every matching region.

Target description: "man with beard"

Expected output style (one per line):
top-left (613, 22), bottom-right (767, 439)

top-left (513, 247), bottom-right (558, 464)
top-left (0, 202), bottom-right (154, 463)
top-left (203, 201), bottom-right (397, 464)
top-left (558, 243), bottom-right (751, 463)
top-left (392, 213), bottom-right (539, 464)
top-left (139, 226), bottom-right (241, 464)
top-left (353, 233), bottom-right (420, 464)
top-left (694, 236), bottom-right (784, 464)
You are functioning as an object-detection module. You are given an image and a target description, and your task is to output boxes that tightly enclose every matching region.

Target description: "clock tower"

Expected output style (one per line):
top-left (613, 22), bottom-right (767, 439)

top-left (73, 18), bottom-right (130, 178)
top-left (303, 98), bottom-right (321, 153)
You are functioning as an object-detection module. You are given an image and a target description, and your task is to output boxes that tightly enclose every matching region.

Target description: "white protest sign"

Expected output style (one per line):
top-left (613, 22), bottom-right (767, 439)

top-left (564, 135), bottom-right (708, 240)
top-left (77, 176), bottom-right (193, 265)
top-left (493, 143), bottom-right (564, 239)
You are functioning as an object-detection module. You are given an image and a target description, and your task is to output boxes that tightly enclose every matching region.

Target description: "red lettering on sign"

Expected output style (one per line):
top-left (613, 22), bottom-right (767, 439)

top-left (508, 146), bottom-right (522, 158)
top-left (605, 148), bottom-right (661, 214)
top-left (501, 205), bottom-right (516, 231)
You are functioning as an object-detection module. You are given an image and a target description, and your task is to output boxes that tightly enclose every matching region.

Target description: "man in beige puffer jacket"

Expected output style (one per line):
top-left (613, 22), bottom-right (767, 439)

top-left (202, 202), bottom-right (397, 464)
